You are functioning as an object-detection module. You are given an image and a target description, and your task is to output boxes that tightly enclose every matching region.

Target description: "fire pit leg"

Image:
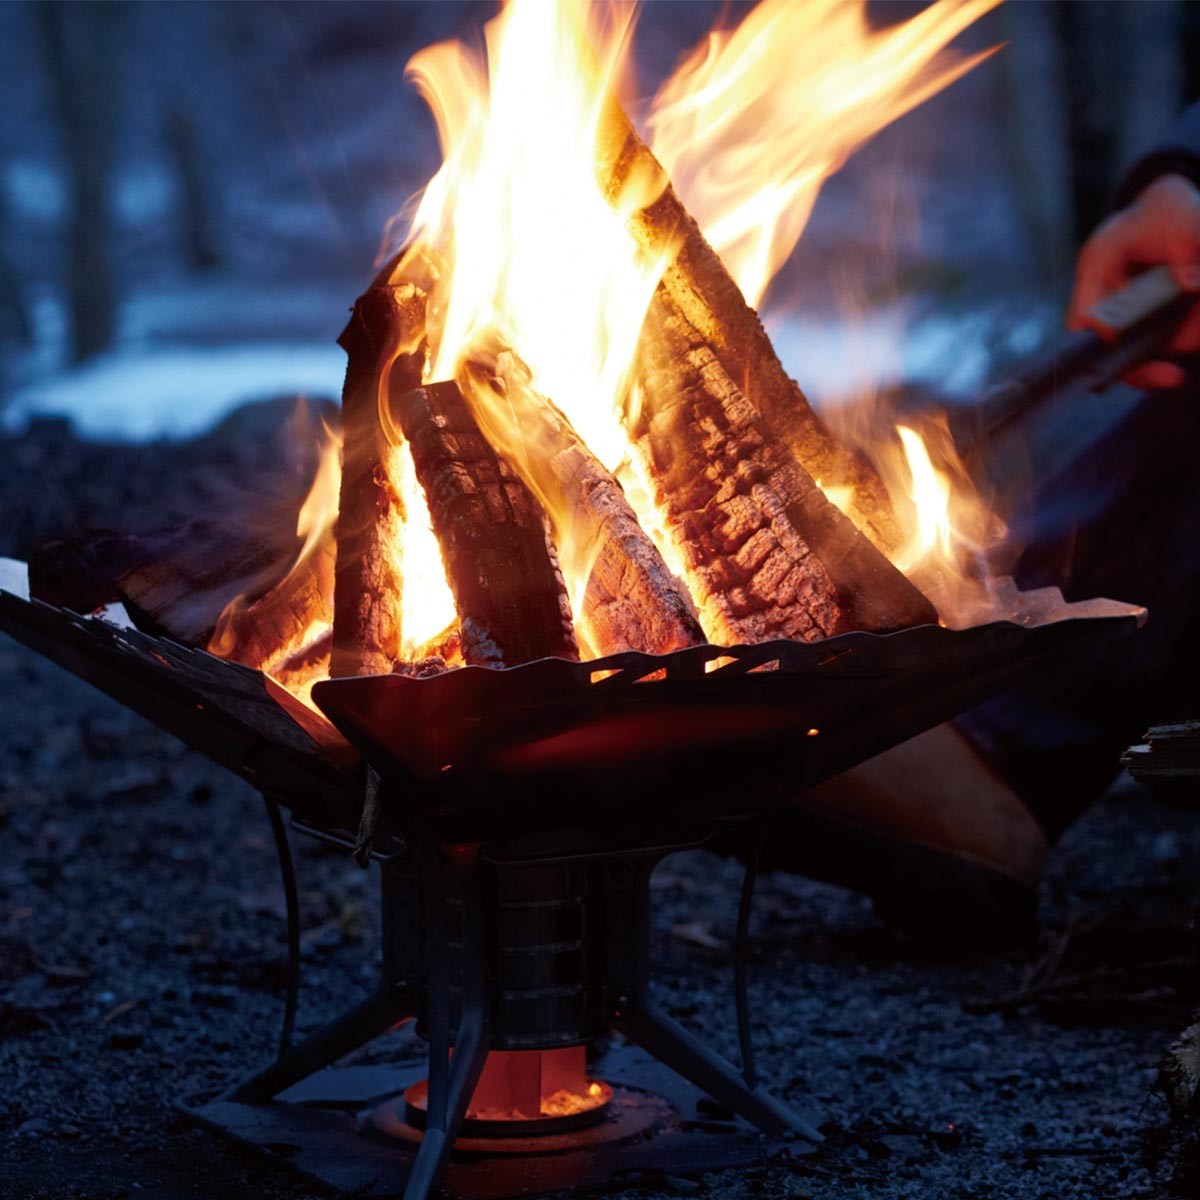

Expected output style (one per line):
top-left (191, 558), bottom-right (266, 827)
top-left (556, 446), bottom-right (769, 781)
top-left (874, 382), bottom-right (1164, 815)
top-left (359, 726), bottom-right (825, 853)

top-left (229, 985), bottom-right (410, 1103)
top-left (607, 858), bottom-right (822, 1144)
top-left (404, 845), bottom-right (492, 1200)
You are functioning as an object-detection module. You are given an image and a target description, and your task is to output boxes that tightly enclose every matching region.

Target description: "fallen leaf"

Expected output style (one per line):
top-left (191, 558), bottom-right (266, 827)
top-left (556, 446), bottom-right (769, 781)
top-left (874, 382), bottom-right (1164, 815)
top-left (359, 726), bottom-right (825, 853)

top-left (671, 920), bottom-right (727, 952)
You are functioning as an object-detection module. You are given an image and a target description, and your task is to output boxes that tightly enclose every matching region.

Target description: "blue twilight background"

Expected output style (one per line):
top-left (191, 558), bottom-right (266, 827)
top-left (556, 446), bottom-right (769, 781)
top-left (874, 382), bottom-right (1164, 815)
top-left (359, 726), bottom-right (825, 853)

top-left (0, 1), bottom-right (1194, 442)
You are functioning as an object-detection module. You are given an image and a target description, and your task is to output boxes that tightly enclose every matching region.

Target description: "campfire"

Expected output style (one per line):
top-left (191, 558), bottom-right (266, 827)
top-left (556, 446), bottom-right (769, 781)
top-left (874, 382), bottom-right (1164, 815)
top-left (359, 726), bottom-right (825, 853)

top-left (190, 0), bottom-right (1011, 715)
top-left (0, 2), bottom-right (1154, 1199)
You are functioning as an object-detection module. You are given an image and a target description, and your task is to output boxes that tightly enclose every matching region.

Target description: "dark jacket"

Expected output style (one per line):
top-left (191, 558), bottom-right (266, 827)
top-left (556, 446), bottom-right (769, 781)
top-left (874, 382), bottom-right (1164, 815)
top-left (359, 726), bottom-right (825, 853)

top-left (1119, 101), bottom-right (1200, 205)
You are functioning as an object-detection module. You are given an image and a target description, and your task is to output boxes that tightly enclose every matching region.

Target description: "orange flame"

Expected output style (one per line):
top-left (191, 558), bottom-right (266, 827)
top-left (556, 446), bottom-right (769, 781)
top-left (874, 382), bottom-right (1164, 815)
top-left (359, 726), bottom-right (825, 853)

top-left (379, 0), bottom-right (1005, 654)
top-left (295, 419), bottom-right (340, 565)
top-left (396, 0), bottom-right (676, 643)
top-left (649, 0), bottom-right (1002, 308)
top-left (888, 421), bottom-right (1007, 626)
top-left (209, 412), bottom-right (341, 703)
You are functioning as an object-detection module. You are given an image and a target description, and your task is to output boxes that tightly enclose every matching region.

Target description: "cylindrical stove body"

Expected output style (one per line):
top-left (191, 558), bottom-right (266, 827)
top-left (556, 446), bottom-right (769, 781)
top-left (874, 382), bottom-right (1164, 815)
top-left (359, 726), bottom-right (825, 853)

top-left (383, 856), bottom-right (607, 1049)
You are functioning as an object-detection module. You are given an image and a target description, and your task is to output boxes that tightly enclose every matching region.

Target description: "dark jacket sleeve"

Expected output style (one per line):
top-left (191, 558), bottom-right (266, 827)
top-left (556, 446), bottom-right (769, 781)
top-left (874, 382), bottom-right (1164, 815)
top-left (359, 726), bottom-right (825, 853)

top-left (1117, 101), bottom-right (1200, 206)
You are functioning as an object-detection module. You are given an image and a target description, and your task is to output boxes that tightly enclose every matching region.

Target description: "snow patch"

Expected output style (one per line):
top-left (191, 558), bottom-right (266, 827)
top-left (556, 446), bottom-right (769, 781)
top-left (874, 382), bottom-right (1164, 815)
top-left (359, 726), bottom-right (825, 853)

top-left (6, 343), bottom-right (345, 441)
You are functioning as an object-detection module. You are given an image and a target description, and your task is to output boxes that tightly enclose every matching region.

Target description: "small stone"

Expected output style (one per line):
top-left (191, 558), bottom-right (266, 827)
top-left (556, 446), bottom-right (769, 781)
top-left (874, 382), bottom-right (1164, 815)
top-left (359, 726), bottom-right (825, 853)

top-left (880, 1134), bottom-right (927, 1161)
top-left (17, 1117), bottom-right (52, 1137)
top-left (1151, 832), bottom-right (1182, 864)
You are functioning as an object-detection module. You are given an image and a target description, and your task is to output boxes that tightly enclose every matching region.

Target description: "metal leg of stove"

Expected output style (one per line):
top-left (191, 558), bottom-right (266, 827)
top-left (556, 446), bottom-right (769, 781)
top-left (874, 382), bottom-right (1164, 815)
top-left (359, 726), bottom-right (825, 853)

top-left (608, 857), bottom-right (822, 1145)
top-left (613, 999), bottom-right (821, 1142)
top-left (404, 851), bottom-right (491, 1200)
top-left (229, 986), bottom-right (408, 1103)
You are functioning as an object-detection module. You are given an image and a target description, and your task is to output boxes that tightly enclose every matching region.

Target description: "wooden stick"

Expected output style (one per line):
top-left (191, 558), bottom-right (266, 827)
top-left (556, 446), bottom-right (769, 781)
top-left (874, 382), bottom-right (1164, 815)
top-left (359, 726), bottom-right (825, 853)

top-left (596, 100), bottom-right (903, 556)
top-left (461, 352), bottom-right (705, 657)
top-left (392, 380), bottom-right (579, 667)
top-left (331, 281), bottom-right (426, 677)
top-left (208, 531), bottom-right (334, 671)
top-left (632, 295), bottom-right (937, 643)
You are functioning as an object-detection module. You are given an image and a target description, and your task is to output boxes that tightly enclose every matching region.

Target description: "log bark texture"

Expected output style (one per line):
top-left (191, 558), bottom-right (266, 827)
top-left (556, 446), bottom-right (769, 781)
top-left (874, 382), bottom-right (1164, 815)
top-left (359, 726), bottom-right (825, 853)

top-left (634, 300), bottom-right (938, 644)
top-left (332, 281), bottom-right (426, 677)
top-left (463, 352), bottom-right (705, 657)
top-left (208, 532), bottom-right (335, 671)
top-left (30, 524), bottom-right (290, 647)
top-left (392, 380), bottom-right (579, 668)
top-left (596, 102), bottom-right (903, 556)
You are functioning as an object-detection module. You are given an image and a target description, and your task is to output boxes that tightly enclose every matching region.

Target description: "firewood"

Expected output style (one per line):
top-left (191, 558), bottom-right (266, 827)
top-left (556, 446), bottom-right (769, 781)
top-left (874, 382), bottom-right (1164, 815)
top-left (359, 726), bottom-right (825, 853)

top-left (633, 298), bottom-right (937, 644)
top-left (29, 524), bottom-right (292, 647)
top-left (461, 352), bottom-right (705, 657)
top-left (391, 380), bottom-right (578, 668)
top-left (332, 281), bottom-right (426, 677)
top-left (270, 628), bottom-right (332, 696)
top-left (207, 530), bottom-right (335, 672)
top-left (595, 101), bottom-right (903, 556)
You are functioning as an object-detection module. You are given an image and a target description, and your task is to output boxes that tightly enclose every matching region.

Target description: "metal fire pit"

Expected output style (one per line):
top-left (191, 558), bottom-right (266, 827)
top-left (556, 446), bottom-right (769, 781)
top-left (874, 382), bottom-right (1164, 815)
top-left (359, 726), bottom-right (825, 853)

top-left (0, 562), bottom-right (1145, 1199)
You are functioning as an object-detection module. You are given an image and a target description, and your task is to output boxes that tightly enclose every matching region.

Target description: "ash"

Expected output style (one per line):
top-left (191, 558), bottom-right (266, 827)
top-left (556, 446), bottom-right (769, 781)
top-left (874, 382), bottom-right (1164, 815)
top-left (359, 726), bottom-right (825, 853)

top-left (2, 417), bottom-right (1198, 1200)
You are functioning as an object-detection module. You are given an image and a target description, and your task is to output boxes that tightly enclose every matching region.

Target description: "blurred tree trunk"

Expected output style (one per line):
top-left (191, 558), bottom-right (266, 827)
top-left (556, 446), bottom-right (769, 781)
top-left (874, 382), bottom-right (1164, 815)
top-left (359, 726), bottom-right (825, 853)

top-left (37, 1), bottom-right (122, 363)
top-left (1055, 0), bottom-right (1125, 241)
top-left (0, 190), bottom-right (31, 352)
top-left (1114, 0), bottom-right (1185, 170)
top-left (1002, 0), bottom-right (1185, 294)
top-left (1000, 0), bottom-right (1075, 294)
top-left (166, 109), bottom-right (220, 271)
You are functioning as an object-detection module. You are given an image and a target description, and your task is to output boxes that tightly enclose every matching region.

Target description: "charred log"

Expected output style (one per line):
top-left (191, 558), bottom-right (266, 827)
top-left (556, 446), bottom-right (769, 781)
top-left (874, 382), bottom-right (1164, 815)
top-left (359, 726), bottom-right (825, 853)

top-left (29, 523), bottom-right (291, 647)
top-left (596, 101), bottom-right (903, 556)
top-left (208, 531), bottom-right (335, 672)
top-left (391, 380), bottom-right (578, 668)
top-left (462, 352), bottom-right (705, 657)
top-left (332, 281), bottom-right (426, 678)
top-left (633, 302), bottom-right (937, 644)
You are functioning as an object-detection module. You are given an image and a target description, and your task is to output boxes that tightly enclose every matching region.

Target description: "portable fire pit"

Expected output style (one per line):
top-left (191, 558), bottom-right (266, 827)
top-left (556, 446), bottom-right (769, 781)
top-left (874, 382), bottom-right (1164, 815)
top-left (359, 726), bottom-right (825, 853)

top-left (0, 566), bottom-right (1143, 1199)
top-left (0, 3), bottom-right (1158, 1194)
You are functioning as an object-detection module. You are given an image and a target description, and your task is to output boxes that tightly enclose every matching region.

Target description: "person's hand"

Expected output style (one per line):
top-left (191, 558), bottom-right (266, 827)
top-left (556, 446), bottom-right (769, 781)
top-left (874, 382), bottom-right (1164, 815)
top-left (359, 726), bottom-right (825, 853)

top-left (1068, 173), bottom-right (1200, 389)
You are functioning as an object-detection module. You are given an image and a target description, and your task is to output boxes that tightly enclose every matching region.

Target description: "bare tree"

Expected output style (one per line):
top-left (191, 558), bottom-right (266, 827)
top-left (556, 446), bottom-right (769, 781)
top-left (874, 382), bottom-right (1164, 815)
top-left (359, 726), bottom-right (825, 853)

top-left (37, 1), bottom-right (123, 363)
top-left (166, 109), bottom-right (220, 272)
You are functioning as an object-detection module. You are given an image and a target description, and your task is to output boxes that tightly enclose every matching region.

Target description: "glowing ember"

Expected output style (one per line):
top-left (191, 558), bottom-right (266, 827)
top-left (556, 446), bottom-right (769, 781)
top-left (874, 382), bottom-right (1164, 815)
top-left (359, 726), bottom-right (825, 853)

top-left (405, 1047), bottom-right (611, 1124)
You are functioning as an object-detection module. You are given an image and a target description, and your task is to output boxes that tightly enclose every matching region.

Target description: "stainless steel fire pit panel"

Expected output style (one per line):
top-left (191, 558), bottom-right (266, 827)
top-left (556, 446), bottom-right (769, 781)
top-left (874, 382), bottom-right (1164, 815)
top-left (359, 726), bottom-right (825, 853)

top-left (313, 588), bottom-right (1144, 842)
top-left (0, 589), bottom-right (357, 826)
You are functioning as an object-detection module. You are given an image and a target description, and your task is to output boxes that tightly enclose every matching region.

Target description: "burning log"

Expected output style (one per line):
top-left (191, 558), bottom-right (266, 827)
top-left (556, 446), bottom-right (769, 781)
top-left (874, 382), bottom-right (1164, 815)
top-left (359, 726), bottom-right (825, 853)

top-left (392, 380), bottom-right (579, 667)
top-left (461, 352), bottom-right (705, 657)
top-left (596, 101), bottom-right (903, 556)
top-left (633, 298), bottom-right (937, 644)
top-left (208, 531), bottom-right (335, 672)
top-left (332, 280), bottom-right (426, 677)
top-left (29, 523), bottom-right (295, 647)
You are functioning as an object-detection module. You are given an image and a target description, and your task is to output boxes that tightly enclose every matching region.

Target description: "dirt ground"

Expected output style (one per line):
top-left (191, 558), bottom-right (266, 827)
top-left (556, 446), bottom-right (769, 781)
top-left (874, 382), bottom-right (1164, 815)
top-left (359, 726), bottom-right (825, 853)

top-left (3, 416), bottom-right (1200, 1200)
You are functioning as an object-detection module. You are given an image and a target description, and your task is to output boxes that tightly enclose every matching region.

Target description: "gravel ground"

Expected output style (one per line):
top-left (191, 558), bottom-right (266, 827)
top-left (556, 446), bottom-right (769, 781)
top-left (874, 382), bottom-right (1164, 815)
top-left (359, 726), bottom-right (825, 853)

top-left (2, 417), bottom-right (1200, 1200)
